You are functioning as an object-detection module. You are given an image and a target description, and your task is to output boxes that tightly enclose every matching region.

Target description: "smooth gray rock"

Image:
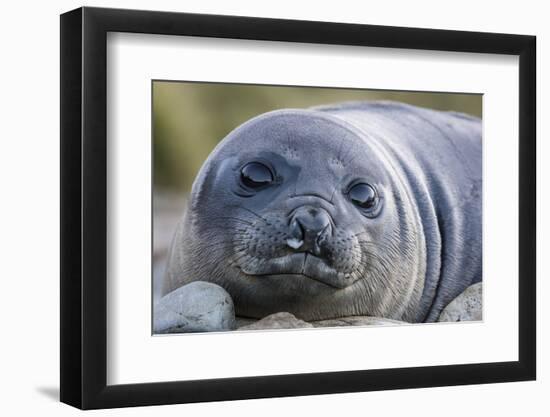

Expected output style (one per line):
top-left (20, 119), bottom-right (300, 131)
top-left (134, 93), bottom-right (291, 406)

top-left (438, 282), bottom-right (483, 322)
top-left (312, 316), bottom-right (405, 327)
top-left (238, 312), bottom-right (313, 330)
top-left (154, 281), bottom-right (236, 333)
top-left (236, 314), bottom-right (405, 330)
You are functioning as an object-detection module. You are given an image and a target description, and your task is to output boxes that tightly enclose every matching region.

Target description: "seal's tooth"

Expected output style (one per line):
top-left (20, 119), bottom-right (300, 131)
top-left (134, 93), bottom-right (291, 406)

top-left (286, 238), bottom-right (304, 249)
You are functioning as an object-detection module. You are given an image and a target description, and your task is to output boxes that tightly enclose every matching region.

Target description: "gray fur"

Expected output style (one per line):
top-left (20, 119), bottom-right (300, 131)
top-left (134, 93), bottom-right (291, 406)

top-left (163, 101), bottom-right (482, 323)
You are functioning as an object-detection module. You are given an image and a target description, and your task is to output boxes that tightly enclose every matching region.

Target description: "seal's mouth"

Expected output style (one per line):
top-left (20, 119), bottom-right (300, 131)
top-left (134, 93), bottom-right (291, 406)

top-left (237, 253), bottom-right (354, 289)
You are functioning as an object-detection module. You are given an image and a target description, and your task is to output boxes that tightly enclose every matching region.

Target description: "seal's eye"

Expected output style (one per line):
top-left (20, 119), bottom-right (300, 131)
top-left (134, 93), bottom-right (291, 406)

top-left (240, 162), bottom-right (274, 188)
top-left (349, 183), bottom-right (378, 210)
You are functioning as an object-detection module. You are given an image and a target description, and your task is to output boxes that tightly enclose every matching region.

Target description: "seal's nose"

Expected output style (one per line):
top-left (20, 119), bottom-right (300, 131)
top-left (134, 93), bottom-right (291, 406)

top-left (287, 206), bottom-right (332, 256)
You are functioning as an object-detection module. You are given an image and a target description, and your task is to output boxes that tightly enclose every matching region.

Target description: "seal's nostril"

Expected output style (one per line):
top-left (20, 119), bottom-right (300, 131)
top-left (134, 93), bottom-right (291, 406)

top-left (287, 206), bottom-right (332, 254)
top-left (289, 218), bottom-right (304, 240)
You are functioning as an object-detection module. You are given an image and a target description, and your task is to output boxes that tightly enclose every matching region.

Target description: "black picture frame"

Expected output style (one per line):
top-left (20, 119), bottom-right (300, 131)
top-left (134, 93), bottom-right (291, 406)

top-left (60, 6), bottom-right (536, 410)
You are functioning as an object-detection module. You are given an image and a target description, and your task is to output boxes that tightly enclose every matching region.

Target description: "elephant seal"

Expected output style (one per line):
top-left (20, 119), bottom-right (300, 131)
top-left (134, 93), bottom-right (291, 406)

top-left (162, 101), bottom-right (482, 323)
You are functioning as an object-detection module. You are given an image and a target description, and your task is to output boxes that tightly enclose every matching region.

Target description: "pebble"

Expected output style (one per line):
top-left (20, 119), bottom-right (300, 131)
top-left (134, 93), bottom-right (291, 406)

top-left (154, 281), bottom-right (236, 333)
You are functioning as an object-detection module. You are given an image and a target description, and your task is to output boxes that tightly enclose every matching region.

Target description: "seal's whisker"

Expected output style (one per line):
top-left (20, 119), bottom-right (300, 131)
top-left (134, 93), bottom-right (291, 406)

top-left (359, 248), bottom-right (392, 278)
top-left (237, 207), bottom-right (272, 226)
top-left (214, 216), bottom-right (255, 226)
top-left (200, 236), bottom-right (249, 247)
top-left (357, 240), bottom-right (399, 254)
top-left (202, 225), bottom-right (249, 235)
top-left (200, 240), bottom-right (240, 250)
top-left (229, 250), bottom-right (253, 268)
top-left (351, 231), bottom-right (371, 238)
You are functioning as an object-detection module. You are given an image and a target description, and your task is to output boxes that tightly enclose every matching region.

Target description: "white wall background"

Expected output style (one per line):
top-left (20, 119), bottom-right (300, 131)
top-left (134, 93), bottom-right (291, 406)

top-left (0, 0), bottom-right (545, 415)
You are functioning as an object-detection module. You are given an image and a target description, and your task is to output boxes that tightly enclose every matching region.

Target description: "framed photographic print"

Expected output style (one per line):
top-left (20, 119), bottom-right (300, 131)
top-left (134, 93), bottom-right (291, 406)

top-left (60, 6), bottom-right (536, 409)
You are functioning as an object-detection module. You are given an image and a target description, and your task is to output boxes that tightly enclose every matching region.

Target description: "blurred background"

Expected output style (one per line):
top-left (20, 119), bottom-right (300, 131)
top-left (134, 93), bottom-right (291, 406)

top-left (153, 81), bottom-right (482, 301)
top-left (154, 82), bottom-right (482, 191)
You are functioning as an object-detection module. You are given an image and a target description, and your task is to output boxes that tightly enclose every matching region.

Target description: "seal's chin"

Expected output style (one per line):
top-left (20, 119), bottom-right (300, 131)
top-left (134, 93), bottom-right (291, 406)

top-left (238, 253), bottom-right (355, 289)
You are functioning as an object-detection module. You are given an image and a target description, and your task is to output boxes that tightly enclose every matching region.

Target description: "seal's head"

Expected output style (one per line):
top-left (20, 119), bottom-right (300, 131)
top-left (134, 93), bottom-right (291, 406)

top-left (164, 109), bottom-right (426, 322)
